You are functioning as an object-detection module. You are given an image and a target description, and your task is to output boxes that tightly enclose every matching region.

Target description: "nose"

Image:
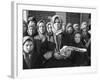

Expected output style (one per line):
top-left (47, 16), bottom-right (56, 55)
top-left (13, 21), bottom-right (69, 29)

top-left (27, 46), bottom-right (31, 50)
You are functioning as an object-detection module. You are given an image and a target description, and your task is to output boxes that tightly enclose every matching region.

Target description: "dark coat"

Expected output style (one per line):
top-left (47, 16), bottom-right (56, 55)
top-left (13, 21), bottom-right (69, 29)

top-left (69, 41), bottom-right (90, 66)
top-left (61, 32), bottom-right (74, 47)
top-left (33, 35), bottom-right (56, 68)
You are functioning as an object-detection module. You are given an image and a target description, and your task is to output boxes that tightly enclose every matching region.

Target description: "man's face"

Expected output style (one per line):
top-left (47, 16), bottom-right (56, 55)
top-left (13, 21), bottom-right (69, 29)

top-left (38, 22), bottom-right (46, 34)
top-left (74, 33), bottom-right (81, 43)
top-left (23, 41), bottom-right (34, 53)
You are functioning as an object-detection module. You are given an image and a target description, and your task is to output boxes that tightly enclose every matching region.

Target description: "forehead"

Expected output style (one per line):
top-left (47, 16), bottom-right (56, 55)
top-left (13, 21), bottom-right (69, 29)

top-left (24, 40), bottom-right (33, 45)
top-left (28, 26), bottom-right (33, 29)
top-left (39, 22), bottom-right (45, 26)
top-left (68, 26), bottom-right (72, 29)
top-left (67, 23), bottom-right (72, 26)
top-left (74, 24), bottom-right (79, 27)
top-left (48, 24), bottom-right (52, 27)
top-left (55, 18), bottom-right (60, 21)
top-left (28, 21), bottom-right (36, 26)
top-left (82, 22), bottom-right (87, 25)
top-left (75, 33), bottom-right (81, 37)
top-left (29, 21), bottom-right (36, 24)
top-left (54, 17), bottom-right (60, 22)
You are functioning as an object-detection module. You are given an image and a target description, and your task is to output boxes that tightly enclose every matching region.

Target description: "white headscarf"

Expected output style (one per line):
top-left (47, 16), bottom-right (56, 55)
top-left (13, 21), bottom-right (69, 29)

top-left (51, 15), bottom-right (62, 33)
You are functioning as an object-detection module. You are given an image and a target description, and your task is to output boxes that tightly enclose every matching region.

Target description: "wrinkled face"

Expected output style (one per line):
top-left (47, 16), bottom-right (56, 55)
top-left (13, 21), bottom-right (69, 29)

top-left (74, 33), bottom-right (81, 43)
top-left (27, 27), bottom-right (36, 36)
top-left (47, 24), bottom-right (52, 33)
top-left (23, 41), bottom-right (34, 53)
top-left (38, 22), bottom-right (46, 34)
top-left (67, 27), bottom-right (73, 33)
top-left (54, 18), bottom-right (61, 31)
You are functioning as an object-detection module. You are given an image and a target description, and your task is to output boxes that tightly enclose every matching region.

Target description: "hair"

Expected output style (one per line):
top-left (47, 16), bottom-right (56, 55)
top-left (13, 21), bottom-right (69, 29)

top-left (51, 15), bottom-right (63, 33)
top-left (46, 22), bottom-right (53, 29)
top-left (51, 15), bottom-right (62, 24)
top-left (27, 16), bottom-right (37, 25)
top-left (66, 23), bottom-right (73, 30)
top-left (23, 39), bottom-right (33, 46)
top-left (23, 36), bottom-right (33, 45)
top-left (80, 21), bottom-right (88, 31)
top-left (37, 19), bottom-right (46, 30)
top-left (74, 32), bottom-right (82, 39)
top-left (73, 23), bottom-right (79, 29)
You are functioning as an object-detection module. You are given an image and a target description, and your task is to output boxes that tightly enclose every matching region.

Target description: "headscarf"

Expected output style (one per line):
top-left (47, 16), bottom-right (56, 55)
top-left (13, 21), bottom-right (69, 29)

top-left (23, 36), bottom-right (33, 45)
top-left (51, 15), bottom-right (63, 33)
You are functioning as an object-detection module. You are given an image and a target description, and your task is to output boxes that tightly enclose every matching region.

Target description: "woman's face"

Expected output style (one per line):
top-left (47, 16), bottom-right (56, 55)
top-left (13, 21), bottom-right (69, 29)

top-left (81, 22), bottom-right (87, 32)
top-left (67, 27), bottom-right (73, 33)
top-left (74, 25), bottom-right (79, 31)
top-left (27, 27), bottom-right (36, 36)
top-left (47, 24), bottom-right (52, 33)
top-left (54, 18), bottom-right (61, 31)
top-left (74, 33), bottom-right (81, 43)
top-left (23, 41), bottom-right (34, 53)
top-left (38, 22), bottom-right (46, 34)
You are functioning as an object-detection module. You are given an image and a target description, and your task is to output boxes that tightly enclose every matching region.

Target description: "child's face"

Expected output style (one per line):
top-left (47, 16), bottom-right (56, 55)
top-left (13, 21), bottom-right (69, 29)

top-left (54, 18), bottom-right (61, 31)
top-left (23, 41), bottom-right (34, 53)
top-left (67, 27), bottom-right (73, 33)
top-left (74, 33), bottom-right (81, 43)
top-left (47, 24), bottom-right (52, 33)
top-left (38, 22), bottom-right (46, 34)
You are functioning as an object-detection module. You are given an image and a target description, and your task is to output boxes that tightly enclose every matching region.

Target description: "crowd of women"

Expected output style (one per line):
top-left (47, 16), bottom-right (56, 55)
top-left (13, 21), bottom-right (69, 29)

top-left (23, 15), bottom-right (91, 69)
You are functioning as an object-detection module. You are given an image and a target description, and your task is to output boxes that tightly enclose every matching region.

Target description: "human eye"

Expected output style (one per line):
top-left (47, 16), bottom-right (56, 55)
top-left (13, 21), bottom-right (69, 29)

top-left (26, 44), bottom-right (29, 47)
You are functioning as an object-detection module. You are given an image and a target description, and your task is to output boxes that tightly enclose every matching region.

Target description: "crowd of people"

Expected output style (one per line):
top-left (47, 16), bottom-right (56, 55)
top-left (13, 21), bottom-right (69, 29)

top-left (23, 15), bottom-right (91, 69)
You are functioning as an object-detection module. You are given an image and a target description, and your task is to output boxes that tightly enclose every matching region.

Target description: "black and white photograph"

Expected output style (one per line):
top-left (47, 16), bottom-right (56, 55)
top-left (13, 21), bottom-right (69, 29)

top-left (11, 2), bottom-right (97, 78)
top-left (22, 10), bottom-right (91, 69)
